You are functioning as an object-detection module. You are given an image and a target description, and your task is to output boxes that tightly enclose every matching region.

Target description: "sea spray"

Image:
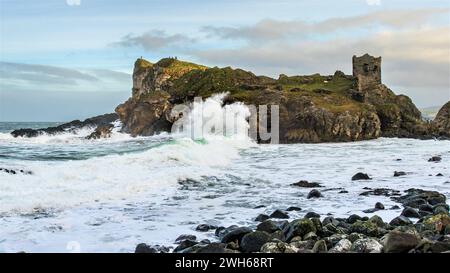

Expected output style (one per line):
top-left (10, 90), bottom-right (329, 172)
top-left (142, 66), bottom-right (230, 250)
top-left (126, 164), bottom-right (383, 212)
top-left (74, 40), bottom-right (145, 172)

top-left (171, 93), bottom-right (252, 140)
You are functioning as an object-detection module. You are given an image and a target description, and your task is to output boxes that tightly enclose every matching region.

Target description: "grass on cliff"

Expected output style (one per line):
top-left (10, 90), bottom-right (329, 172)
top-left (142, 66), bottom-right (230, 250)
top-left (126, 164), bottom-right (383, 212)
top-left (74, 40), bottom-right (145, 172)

top-left (134, 58), bottom-right (153, 73)
top-left (136, 57), bottom-right (368, 114)
top-left (157, 58), bottom-right (208, 79)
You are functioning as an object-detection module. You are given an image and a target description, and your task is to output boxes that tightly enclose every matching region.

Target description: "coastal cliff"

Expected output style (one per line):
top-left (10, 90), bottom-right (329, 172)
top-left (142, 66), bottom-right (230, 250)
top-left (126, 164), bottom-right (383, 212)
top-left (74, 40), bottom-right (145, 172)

top-left (113, 55), bottom-right (449, 143)
top-left (11, 54), bottom-right (449, 142)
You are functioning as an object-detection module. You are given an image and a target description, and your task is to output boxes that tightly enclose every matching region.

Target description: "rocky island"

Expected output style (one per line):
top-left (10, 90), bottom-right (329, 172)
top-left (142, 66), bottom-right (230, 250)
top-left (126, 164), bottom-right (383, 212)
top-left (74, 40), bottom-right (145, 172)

top-left (11, 54), bottom-right (450, 142)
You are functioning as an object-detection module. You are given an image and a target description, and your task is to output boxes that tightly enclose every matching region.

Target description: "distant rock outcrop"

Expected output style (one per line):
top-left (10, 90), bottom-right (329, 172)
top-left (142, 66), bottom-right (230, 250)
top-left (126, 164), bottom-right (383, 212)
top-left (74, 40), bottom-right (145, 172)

top-left (11, 113), bottom-right (118, 137)
top-left (432, 101), bottom-right (450, 137)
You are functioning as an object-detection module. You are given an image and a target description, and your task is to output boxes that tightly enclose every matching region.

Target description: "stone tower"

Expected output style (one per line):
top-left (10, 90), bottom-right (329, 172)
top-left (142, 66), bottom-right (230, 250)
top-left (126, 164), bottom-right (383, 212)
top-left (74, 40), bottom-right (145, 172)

top-left (352, 54), bottom-right (381, 91)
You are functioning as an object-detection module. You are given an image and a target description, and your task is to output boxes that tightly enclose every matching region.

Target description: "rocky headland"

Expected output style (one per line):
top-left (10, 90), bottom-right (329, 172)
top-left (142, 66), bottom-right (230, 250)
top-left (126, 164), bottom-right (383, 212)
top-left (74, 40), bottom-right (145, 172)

top-left (11, 54), bottom-right (450, 142)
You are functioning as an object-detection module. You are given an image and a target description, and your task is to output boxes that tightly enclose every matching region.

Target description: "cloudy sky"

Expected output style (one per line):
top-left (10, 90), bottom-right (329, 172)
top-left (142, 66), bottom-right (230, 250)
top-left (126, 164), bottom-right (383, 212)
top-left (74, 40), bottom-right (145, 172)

top-left (0, 0), bottom-right (449, 121)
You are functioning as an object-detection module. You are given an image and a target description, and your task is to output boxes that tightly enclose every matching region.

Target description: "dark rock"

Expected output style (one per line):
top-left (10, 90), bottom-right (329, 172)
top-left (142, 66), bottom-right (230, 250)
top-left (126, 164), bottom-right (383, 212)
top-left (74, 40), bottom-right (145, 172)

top-left (173, 239), bottom-right (198, 252)
top-left (428, 156), bottom-right (442, 162)
top-left (390, 205), bottom-right (401, 210)
top-left (200, 239), bottom-right (211, 244)
top-left (375, 202), bottom-right (385, 210)
top-left (86, 124), bottom-right (114, 139)
top-left (429, 241), bottom-right (450, 253)
top-left (215, 226), bottom-right (227, 237)
top-left (383, 231), bottom-right (420, 253)
top-left (433, 204), bottom-right (449, 215)
top-left (305, 212), bottom-right (321, 219)
top-left (270, 209), bottom-right (289, 219)
top-left (419, 204), bottom-right (434, 213)
top-left (428, 196), bottom-right (447, 206)
top-left (253, 205), bottom-right (266, 209)
top-left (401, 207), bottom-right (421, 218)
top-left (394, 171), bottom-right (407, 177)
top-left (0, 168), bottom-right (32, 175)
top-left (270, 230), bottom-right (286, 242)
top-left (393, 188), bottom-right (446, 208)
top-left (135, 243), bottom-right (158, 253)
top-left (351, 220), bottom-right (379, 237)
top-left (322, 217), bottom-right (340, 226)
top-left (240, 231), bottom-right (271, 253)
top-left (256, 220), bottom-right (281, 233)
top-left (196, 243), bottom-right (230, 253)
top-left (11, 113), bottom-right (118, 138)
top-left (369, 215), bottom-right (386, 228)
top-left (286, 206), bottom-right (302, 211)
top-left (347, 214), bottom-right (363, 224)
top-left (175, 234), bottom-right (196, 244)
top-left (419, 211), bottom-right (432, 218)
top-left (291, 180), bottom-right (322, 188)
top-left (196, 224), bottom-right (216, 232)
top-left (339, 190), bottom-right (349, 194)
top-left (436, 173), bottom-right (444, 177)
top-left (363, 208), bottom-right (379, 214)
top-left (285, 218), bottom-right (317, 240)
top-left (360, 188), bottom-right (400, 197)
top-left (254, 214), bottom-right (270, 222)
top-left (307, 189), bottom-right (322, 199)
top-left (389, 216), bottom-right (413, 226)
top-left (221, 227), bottom-right (252, 244)
top-left (403, 198), bottom-right (427, 208)
top-left (352, 173), bottom-right (371, 181)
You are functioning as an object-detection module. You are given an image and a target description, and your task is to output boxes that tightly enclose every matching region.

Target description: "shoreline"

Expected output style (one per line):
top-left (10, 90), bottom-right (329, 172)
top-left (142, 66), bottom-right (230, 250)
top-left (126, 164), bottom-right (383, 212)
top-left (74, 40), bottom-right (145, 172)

top-left (136, 187), bottom-right (450, 254)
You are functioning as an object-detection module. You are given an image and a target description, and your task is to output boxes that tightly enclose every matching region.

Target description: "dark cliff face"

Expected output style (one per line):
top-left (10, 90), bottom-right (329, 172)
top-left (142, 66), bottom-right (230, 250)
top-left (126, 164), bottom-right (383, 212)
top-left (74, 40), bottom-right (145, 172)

top-left (433, 101), bottom-right (450, 137)
top-left (114, 57), bottom-right (441, 143)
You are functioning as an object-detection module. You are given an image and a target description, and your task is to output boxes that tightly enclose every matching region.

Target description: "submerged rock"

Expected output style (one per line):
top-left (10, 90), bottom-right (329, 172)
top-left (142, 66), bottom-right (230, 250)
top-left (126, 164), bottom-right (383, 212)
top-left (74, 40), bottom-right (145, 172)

top-left (175, 234), bottom-right (196, 244)
top-left (196, 224), bottom-right (217, 232)
top-left (307, 189), bottom-right (323, 199)
top-left (291, 180), bottom-right (322, 188)
top-left (428, 156), bottom-right (442, 163)
top-left (254, 214), bottom-right (270, 222)
top-left (305, 212), bottom-right (321, 219)
top-left (394, 171), bottom-right (407, 177)
top-left (11, 113), bottom-right (118, 138)
top-left (0, 168), bottom-right (32, 175)
top-left (269, 209), bottom-right (289, 219)
top-left (135, 243), bottom-right (158, 253)
top-left (352, 173), bottom-right (371, 181)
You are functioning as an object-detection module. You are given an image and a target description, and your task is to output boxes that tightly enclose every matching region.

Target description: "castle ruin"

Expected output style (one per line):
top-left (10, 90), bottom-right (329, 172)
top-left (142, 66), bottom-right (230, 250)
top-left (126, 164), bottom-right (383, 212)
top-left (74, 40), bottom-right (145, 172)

top-left (352, 54), bottom-right (381, 91)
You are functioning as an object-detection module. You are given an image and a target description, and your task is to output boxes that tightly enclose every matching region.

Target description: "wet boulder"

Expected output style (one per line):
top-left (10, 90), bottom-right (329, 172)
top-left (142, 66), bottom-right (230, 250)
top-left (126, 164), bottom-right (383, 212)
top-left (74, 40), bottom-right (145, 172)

top-left (352, 173), bottom-right (371, 181)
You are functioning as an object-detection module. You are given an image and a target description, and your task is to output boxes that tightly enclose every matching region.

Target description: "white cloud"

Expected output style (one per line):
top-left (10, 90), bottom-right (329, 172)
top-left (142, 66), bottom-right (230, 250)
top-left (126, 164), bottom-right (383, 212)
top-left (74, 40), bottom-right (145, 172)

top-left (114, 30), bottom-right (195, 51)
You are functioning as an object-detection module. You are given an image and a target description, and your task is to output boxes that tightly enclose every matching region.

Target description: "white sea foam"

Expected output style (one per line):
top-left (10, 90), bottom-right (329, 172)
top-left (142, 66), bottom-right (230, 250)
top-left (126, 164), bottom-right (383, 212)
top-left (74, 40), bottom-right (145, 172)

top-left (0, 95), bottom-right (449, 252)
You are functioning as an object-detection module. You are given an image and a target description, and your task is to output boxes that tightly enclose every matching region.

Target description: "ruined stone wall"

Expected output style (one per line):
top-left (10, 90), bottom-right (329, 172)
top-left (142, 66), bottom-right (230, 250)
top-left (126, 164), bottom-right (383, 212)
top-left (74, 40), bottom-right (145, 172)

top-left (352, 54), bottom-right (381, 91)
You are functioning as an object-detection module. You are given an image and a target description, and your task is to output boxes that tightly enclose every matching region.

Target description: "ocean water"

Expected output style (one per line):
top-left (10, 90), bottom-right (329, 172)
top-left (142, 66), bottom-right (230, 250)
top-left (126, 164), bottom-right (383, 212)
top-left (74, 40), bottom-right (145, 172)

top-left (0, 95), bottom-right (449, 253)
